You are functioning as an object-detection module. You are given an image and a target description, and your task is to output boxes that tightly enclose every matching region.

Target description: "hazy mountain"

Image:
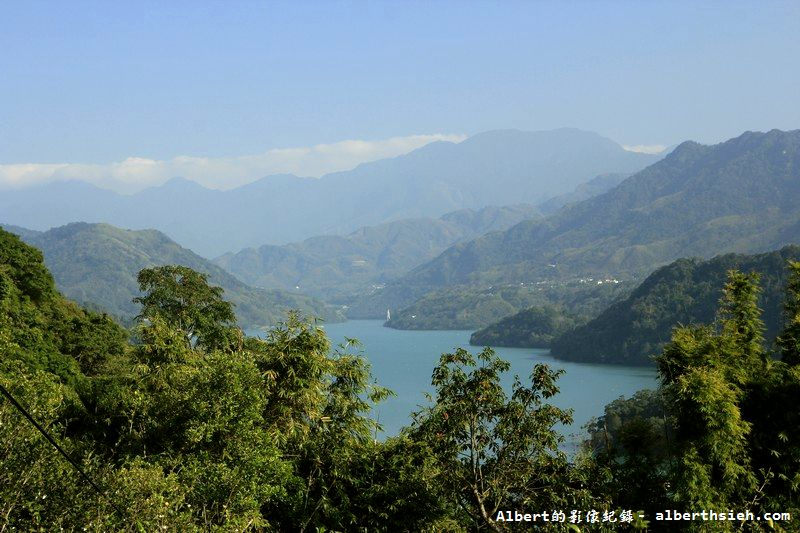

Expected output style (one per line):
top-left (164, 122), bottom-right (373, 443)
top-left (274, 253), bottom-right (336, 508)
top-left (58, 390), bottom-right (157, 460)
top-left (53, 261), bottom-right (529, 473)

top-left (214, 204), bottom-right (540, 303)
top-left (386, 129), bottom-right (800, 302)
top-left (0, 224), bottom-right (41, 241)
top-left (536, 172), bottom-right (630, 215)
top-left (549, 245), bottom-right (800, 365)
top-left (0, 129), bottom-right (659, 257)
top-left (2, 223), bottom-right (344, 328)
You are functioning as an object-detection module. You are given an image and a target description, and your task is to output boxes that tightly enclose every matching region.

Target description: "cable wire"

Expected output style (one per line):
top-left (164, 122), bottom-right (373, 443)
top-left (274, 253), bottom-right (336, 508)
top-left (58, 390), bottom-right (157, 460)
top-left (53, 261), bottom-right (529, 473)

top-left (0, 381), bottom-right (126, 520)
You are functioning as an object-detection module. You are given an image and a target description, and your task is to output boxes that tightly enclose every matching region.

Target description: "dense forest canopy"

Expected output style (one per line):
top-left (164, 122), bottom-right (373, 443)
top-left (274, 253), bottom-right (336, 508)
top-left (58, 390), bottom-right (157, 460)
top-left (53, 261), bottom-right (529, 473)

top-left (469, 304), bottom-right (582, 348)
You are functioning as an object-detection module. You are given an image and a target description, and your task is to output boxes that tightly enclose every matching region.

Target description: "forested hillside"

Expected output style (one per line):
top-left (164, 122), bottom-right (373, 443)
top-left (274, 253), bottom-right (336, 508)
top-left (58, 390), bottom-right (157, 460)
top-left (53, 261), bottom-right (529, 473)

top-left (4, 223), bottom-right (342, 328)
top-left (214, 204), bottom-right (539, 303)
top-left (536, 172), bottom-right (630, 215)
top-left (0, 229), bottom-right (129, 385)
top-left (382, 129), bottom-right (800, 300)
top-left (385, 280), bottom-right (627, 331)
top-left (469, 304), bottom-right (582, 348)
top-left (550, 245), bottom-right (800, 365)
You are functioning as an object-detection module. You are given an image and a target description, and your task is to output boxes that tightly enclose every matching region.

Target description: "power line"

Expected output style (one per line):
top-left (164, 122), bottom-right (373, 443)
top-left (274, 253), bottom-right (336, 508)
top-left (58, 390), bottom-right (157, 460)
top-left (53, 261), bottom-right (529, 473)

top-left (0, 382), bottom-right (126, 520)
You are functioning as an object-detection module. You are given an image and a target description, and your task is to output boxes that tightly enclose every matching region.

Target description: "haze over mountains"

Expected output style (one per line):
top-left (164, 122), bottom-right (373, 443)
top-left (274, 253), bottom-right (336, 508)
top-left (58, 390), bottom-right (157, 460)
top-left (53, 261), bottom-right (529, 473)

top-left (379, 129), bottom-right (800, 312)
top-left (0, 128), bottom-right (659, 257)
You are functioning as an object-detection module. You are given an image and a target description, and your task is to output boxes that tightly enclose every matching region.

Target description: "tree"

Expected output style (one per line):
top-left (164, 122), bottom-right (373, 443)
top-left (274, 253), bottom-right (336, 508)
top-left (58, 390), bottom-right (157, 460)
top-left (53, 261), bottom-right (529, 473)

top-left (409, 347), bottom-right (588, 531)
top-left (717, 271), bottom-right (768, 378)
top-left (134, 265), bottom-right (237, 351)
top-left (253, 317), bottom-right (419, 531)
top-left (583, 390), bottom-right (674, 519)
top-left (777, 260), bottom-right (800, 366)
top-left (656, 271), bottom-right (766, 517)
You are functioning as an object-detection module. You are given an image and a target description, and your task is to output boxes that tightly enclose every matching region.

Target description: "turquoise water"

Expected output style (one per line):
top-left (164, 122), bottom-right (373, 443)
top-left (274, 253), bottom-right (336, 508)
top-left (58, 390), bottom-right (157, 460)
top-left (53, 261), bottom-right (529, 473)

top-left (310, 320), bottom-right (658, 443)
top-left (250, 320), bottom-right (657, 444)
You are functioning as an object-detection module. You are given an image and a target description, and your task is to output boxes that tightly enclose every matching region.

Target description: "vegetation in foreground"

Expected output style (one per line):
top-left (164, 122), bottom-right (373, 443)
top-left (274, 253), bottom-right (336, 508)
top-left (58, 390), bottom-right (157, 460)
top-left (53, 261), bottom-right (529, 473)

top-left (2, 228), bottom-right (800, 531)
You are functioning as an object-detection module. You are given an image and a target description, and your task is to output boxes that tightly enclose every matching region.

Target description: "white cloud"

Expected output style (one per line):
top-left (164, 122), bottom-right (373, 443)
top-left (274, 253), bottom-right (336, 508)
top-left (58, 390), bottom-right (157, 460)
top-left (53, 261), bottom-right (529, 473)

top-left (622, 144), bottom-right (667, 154)
top-left (0, 133), bottom-right (466, 193)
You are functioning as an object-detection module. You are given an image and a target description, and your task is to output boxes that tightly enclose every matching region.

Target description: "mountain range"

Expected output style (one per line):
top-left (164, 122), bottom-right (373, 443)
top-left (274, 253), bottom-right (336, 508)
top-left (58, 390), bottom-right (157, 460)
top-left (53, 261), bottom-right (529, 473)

top-left (370, 129), bottom-right (800, 314)
top-left (213, 204), bottom-right (540, 304)
top-left (3, 223), bottom-right (343, 328)
top-left (0, 129), bottom-right (659, 257)
top-left (212, 170), bottom-right (638, 311)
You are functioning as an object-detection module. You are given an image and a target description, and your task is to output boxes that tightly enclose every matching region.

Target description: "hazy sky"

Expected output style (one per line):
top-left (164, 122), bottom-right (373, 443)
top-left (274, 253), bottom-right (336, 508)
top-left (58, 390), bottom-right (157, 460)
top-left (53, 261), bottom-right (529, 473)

top-left (1, 1), bottom-right (798, 189)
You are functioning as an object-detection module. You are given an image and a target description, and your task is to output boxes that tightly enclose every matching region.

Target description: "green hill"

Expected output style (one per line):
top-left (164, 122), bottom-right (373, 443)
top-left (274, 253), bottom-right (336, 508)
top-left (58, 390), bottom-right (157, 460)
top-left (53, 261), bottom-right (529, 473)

top-left (382, 129), bottom-right (800, 301)
top-left (549, 245), bottom-right (800, 365)
top-left (213, 204), bottom-right (540, 304)
top-left (0, 228), bottom-right (129, 383)
top-left (468, 304), bottom-right (582, 348)
top-left (385, 280), bottom-right (627, 330)
top-left (3, 223), bottom-right (343, 329)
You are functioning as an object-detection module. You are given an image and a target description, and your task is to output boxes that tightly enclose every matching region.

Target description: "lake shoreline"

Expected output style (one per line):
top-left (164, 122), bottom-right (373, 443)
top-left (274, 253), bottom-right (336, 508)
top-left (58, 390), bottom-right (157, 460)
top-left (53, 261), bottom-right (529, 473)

top-left (251, 319), bottom-right (658, 444)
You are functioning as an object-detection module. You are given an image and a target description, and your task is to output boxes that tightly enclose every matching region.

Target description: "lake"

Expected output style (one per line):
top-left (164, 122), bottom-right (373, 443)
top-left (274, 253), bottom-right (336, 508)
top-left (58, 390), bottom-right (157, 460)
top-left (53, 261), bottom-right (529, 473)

top-left (251, 320), bottom-right (657, 446)
top-left (289, 320), bottom-right (659, 445)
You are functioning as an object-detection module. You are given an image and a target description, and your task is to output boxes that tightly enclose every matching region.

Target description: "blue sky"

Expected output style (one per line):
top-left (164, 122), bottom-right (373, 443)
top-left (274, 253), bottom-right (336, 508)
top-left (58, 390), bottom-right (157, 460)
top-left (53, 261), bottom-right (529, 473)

top-left (1, 1), bottom-right (798, 188)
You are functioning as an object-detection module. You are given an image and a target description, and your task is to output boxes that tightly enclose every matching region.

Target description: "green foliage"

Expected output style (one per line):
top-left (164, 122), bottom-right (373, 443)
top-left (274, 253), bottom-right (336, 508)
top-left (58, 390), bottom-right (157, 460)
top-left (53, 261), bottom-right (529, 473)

top-left (2, 233), bottom-right (446, 530)
top-left (470, 304), bottom-right (583, 348)
top-left (582, 266), bottom-right (800, 530)
top-left (5, 228), bottom-right (800, 531)
top-left (0, 229), bottom-right (128, 386)
top-left (656, 272), bottom-right (768, 512)
top-left (0, 359), bottom-right (89, 529)
top-left (552, 246), bottom-right (800, 365)
top-left (777, 260), bottom-right (800, 366)
top-left (387, 280), bottom-right (627, 331)
top-left (16, 222), bottom-right (344, 328)
top-left (583, 390), bottom-right (674, 518)
top-left (251, 317), bottom-right (440, 530)
top-left (135, 265), bottom-right (238, 351)
top-left (0, 229), bottom-right (55, 302)
top-left (409, 347), bottom-right (592, 530)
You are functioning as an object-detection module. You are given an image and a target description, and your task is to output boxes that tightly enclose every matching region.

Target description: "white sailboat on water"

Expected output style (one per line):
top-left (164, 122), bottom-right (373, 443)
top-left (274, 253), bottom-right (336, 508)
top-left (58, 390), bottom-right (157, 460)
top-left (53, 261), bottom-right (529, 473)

top-left (386, 309), bottom-right (391, 321)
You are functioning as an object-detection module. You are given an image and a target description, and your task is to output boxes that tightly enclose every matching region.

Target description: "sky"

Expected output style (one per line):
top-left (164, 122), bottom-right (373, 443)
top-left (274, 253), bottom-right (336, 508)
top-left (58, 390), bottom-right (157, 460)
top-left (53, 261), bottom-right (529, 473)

top-left (1, 0), bottom-right (798, 191)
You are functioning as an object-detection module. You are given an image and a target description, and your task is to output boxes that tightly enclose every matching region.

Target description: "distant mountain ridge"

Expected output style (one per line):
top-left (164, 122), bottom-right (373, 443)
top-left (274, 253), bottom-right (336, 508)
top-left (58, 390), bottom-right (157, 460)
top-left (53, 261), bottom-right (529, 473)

top-left (3, 222), bottom-right (343, 328)
top-left (213, 204), bottom-right (541, 304)
top-left (0, 128), bottom-right (659, 257)
top-left (383, 129), bottom-right (800, 304)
